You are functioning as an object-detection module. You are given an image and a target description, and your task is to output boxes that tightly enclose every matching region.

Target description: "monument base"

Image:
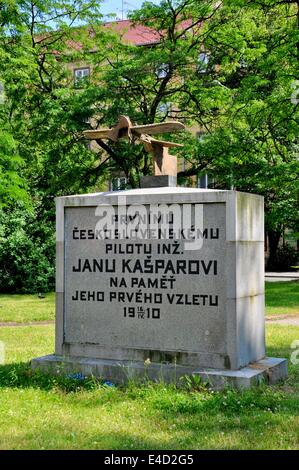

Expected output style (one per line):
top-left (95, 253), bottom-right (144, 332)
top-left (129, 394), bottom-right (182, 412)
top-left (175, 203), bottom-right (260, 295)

top-left (140, 175), bottom-right (177, 188)
top-left (31, 355), bottom-right (287, 390)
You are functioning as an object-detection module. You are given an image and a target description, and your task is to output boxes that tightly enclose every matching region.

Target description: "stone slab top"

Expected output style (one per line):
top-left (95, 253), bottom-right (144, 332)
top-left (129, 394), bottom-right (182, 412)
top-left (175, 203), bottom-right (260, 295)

top-left (56, 188), bottom-right (264, 207)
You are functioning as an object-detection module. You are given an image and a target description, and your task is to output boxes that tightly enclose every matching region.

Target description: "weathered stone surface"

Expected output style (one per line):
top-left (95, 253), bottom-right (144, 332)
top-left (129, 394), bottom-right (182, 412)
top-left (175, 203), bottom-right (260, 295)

top-left (31, 355), bottom-right (288, 390)
top-left (63, 202), bottom-right (227, 368)
top-left (31, 187), bottom-right (288, 388)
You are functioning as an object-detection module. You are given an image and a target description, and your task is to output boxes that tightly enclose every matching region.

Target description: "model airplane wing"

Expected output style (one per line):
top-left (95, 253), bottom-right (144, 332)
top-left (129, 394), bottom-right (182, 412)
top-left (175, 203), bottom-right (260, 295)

top-left (131, 121), bottom-right (185, 135)
top-left (147, 138), bottom-right (183, 148)
top-left (83, 129), bottom-right (111, 140)
top-left (83, 115), bottom-right (184, 179)
top-left (84, 120), bottom-right (185, 141)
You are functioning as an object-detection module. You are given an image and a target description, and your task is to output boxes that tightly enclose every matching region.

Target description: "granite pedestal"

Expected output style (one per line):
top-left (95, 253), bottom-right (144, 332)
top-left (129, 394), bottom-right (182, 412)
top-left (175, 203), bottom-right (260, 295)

top-left (31, 188), bottom-right (287, 389)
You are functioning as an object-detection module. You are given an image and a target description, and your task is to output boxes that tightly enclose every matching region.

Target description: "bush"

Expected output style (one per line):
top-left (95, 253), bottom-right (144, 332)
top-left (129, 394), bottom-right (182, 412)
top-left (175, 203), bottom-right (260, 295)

top-left (267, 244), bottom-right (299, 272)
top-left (0, 205), bottom-right (55, 293)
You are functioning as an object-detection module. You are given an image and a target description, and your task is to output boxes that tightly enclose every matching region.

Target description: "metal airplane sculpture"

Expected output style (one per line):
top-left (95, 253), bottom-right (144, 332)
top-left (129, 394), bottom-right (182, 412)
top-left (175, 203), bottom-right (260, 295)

top-left (83, 115), bottom-right (185, 177)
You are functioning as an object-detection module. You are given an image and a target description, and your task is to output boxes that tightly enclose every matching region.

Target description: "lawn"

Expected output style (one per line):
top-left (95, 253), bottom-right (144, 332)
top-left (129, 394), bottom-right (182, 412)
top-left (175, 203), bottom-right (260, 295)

top-left (265, 282), bottom-right (299, 316)
top-left (0, 285), bottom-right (298, 449)
top-left (0, 293), bottom-right (55, 323)
top-left (0, 282), bottom-right (297, 323)
top-left (0, 323), bottom-right (298, 449)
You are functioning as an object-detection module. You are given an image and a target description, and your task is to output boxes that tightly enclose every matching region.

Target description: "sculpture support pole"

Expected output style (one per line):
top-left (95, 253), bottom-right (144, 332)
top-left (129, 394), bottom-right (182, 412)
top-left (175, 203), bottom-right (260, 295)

top-left (152, 144), bottom-right (177, 177)
top-left (140, 143), bottom-right (178, 188)
top-left (140, 175), bottom-right (177, 188)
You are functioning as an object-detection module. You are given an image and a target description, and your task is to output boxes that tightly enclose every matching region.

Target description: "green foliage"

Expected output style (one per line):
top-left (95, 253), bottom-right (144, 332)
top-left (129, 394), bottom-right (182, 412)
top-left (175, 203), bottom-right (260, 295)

top-left (0, 0), bottom-right (112, 203)
top-left (265, 281), bottom-right (299, 316)
top-left (179, 374), bottom-right (209, 392)
top-left (267, 244), bottom-right (299, 272)
top-left (0, 363), bottom-right (106, 393)
top-left (0, 205), bottom-right (55, 293)
top-left (0, 130), bottom-right (28, 207)
top-left (0, 321), bottom-right (298, 448)
top-left (202, 0), bottom-right (299, 235)
top-left (150, 384), bottom-right (284, 415)
top-left (0, 1), bottom-right (110, 293)
top-left (0, 0), bottom-right (298, 291)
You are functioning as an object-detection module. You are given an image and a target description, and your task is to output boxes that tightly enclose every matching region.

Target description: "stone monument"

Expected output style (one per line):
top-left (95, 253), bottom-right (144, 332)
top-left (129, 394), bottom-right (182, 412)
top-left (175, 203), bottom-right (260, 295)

top-left (32, 117), bottom-right (287, 389)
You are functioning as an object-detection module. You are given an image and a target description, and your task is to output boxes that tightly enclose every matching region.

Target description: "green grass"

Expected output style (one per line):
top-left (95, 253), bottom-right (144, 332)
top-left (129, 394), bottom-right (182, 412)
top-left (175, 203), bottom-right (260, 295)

top-left (0, 286), bottom-right (297, 448)
top-left (265, 282), bottom-right (299, 316)
top-left (0, 293), bottom-right (55, 323)
top-left (0, 282), bottom-right (297, 324)
top-left (0, 324), bottom-right (298, 449)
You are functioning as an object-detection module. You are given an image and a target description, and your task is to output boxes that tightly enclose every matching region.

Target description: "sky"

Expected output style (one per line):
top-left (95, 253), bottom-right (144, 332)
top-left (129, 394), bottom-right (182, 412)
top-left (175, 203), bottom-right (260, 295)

top-left (100, 0), bottom-right (160, 20)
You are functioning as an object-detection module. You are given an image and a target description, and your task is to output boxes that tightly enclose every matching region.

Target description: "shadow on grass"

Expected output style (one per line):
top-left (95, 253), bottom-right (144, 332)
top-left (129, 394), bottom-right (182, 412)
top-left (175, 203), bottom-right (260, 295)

top-left (1, 400), bottom-right (298, 450)
top-left (1, 423), bottom-right (282, 450)
top-left (0, 361), bottom-right (102, 392)
top-left (0, 360), bottom-right (298, 421)
top-left (0, 366), bottom-right (295, 450)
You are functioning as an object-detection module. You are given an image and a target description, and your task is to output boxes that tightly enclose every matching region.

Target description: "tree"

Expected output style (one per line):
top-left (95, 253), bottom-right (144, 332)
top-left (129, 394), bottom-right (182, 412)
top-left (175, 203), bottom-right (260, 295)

top-left (93, 0), bottom-right (297, 266)
top-left (0, 127), bottom-right (28, 207)
top-left (194, 0), bottom-right (299, 266)
top-left (0, 0), bottom-right (112, 292)
top-left (91, 0), bottom-right (297, 265)
top-left (0, 0), bottom-right (28, 207)
top-left (0, 0), bottom-right (298, 290)
top-left (84, 0), bottom-right (232, 188)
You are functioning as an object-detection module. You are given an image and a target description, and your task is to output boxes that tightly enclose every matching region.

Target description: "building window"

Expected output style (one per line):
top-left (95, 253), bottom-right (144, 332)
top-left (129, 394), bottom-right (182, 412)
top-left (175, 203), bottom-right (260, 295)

top-left (197, 174), bottom-right (209, 189)
top-left (74, 67), bottom-right (90, 87)
top-left (197, 131), bottom-right (211, 188)
top-left (197, 53), bottom-right (209, 73)
top-left (109, 177), bottom-right (127, 192)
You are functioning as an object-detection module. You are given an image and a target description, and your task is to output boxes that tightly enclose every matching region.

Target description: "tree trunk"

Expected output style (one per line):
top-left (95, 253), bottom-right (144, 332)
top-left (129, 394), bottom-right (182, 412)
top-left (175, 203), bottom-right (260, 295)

top-left (267, 229), bottom-right (282, 270)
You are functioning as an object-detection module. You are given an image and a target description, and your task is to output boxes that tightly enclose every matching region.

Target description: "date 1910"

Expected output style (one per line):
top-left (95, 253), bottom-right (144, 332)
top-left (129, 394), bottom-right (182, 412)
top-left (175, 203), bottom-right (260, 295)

top-left (124, 307), bottom-right (160, 319)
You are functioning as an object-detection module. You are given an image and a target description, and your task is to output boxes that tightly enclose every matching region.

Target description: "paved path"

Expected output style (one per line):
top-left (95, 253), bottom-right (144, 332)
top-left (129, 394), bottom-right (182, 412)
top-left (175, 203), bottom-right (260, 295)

top-left (266, 316), bottom-right (299, 326)
top-left (1, 317), bottom-right (298, 327)
top-left (0, 320), bottom-right (54, 328)
top-left (265, 272), bottom-right (299, 282)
